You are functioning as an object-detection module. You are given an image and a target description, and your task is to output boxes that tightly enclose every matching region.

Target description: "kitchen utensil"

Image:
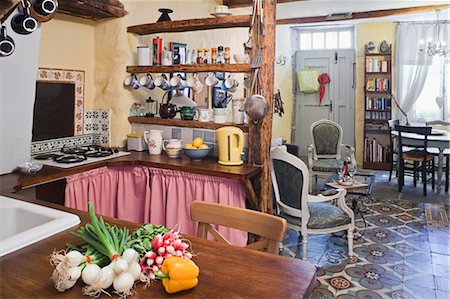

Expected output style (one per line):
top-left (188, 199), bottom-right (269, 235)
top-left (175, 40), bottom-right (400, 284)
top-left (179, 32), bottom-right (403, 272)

top-left (205, 73), bottom-right (219, 87)
top-left (221, 75), bottom-right (239, 93)
top-left (170, 75), bottom-right (187, 89)
top-left (17, 161), bottom-right (43, 174)
top-left (154, 74), bottom-right (171, 90)
top-left (145, 97), bottom-right (158, 117)
top-left (183, 147), bottom-right (211, 161)
top-left (163, 139), bottom-right (182, 151)
top-left (144, 130), bottom-right (163, 155)
top-left (0, 25), bottom-right (15, 57)
top-left (159, 103), bottom-right (177, 119)
top-left (11, 1), bottom-right (38, 35)
top-left (157, 8), bottom-right (173, 22)
top-left (233, 54), bottom-right (249, 64)
top-left (216, 126), bottom-right (244, 166)
top-left (140, 74), bottom-right (155, 90)
top-left (239, 94), bottom-right (268, 123)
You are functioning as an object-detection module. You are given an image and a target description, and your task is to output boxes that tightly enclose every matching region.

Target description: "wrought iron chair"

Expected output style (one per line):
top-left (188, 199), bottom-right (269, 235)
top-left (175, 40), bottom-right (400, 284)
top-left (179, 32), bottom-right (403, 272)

top-left (271, 147), bottom-right (355, 260)
top-left (426, 120), bottom-right (450, 192)
top-left (307, 119), bottom-right (356, 191)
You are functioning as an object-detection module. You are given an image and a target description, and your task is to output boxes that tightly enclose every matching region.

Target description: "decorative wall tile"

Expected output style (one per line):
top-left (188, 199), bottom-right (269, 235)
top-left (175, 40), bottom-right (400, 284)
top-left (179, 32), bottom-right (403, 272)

top-left (37, 68), bottom-right (85, 136)
top-left (84, 109), bottom-right (110, 146)
top-left (204, 130), bottom-right (215, 143)
top-left (172, 128), bottom-right (181, 139)
top-left (30, 134), bottom-right (101, 155)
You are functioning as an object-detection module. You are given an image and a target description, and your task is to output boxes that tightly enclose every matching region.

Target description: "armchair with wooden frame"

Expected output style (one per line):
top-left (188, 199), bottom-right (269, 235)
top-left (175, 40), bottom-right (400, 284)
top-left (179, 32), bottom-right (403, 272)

top-left (271, 147), bottom-right (355, 260)
top-left (307, 119), bottom-right (356, 191)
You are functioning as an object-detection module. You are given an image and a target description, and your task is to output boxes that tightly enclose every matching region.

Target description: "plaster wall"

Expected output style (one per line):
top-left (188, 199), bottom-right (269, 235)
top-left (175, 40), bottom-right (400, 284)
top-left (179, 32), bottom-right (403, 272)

top-left (39, 15), bottom-right (96, 108)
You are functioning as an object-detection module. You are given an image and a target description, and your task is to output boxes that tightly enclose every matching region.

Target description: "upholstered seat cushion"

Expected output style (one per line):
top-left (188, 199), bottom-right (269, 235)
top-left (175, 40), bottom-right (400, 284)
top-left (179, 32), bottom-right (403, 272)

top-left (279, 202), bottom-right (350, 229)
top-left (312, 159), bottom-right (343, 172)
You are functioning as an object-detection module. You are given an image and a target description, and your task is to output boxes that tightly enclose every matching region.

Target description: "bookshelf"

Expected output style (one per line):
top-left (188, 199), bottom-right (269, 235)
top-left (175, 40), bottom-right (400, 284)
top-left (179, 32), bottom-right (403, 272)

top-left (363, 49), bottom-right (392, 170)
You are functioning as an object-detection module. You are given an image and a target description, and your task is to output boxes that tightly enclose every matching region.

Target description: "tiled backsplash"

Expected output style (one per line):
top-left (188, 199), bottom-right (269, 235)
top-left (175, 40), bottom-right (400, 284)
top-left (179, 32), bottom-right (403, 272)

top-left (84, 109), bottom-right (110, 146)
top-left (131, 123), bottom-right (248, 160)
top-left (31, 134), bottom-right (101, 155)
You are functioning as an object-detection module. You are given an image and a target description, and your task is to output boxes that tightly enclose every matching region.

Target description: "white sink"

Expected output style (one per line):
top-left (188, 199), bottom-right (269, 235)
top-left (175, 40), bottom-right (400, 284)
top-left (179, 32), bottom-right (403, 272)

top-left (0, 195), bottom-right (80, 257)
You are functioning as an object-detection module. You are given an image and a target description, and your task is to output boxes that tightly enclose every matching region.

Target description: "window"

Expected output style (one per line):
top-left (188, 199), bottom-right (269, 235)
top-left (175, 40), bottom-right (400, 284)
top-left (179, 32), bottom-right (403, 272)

top-left (299, 28), bottom-right (354, 50)
top-left (410, 56), bottom-right (449, 122)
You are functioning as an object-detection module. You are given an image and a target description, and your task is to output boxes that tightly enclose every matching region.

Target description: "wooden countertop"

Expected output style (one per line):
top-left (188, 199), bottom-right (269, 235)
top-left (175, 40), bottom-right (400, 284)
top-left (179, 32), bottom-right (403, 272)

top-left (0, 151), bottom-right (261, 194)
top-left (0, 195), bottom-right (317, 298)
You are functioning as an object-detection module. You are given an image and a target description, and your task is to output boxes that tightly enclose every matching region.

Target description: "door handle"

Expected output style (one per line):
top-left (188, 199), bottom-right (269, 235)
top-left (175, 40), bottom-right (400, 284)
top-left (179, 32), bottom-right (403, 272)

top-left (322, 101), bottom-right (333, 112)
top-left (352, 62), bottom-right (356, 88)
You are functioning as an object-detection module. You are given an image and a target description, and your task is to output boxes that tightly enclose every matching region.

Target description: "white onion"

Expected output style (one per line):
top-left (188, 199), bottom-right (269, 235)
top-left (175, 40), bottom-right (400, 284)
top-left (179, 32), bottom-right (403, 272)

top-left (58, 279), bottom-right (77, 291)
top-left (113, 272), bottom-right (134, 293)
top-left (65, 250), bottom-right (84, 267)
top-left (82, 264), bottom-right (101, 285)
top-left (99, 265), bottom-right (115, 289)
top-left (128, 262), bottom-right (142, 281)
top-left (68, 266), bottom-right (81, 281)
top-left (122, 248), bottom-right (139, 264)
top-left (113, 258), bottom-right (129, 274)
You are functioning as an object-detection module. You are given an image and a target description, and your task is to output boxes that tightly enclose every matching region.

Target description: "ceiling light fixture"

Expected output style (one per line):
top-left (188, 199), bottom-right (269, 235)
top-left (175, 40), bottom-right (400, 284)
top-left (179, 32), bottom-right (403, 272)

top-left (418, 10), bottom-right (448, 57)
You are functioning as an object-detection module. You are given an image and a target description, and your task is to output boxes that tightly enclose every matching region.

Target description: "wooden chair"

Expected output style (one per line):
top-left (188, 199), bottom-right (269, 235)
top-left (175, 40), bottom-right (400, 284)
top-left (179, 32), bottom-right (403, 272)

top-left (387, 119), bottom-right (400, 181)
top-left (190, 201), bottom-right (287, 254)
top-left (307, 119), bottom-right (356, 191)
top-left (396, 125), bottom-right (435, 196)
top-left (426, 120), bottom-right (450, 192)
top-left (271, 148), bottom-right (355, 260)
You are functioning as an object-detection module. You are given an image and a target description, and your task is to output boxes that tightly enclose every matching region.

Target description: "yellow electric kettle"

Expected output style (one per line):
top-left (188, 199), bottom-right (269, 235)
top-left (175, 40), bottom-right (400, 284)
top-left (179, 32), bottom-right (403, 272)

top-left (216, 126), bottom-right (244, 166)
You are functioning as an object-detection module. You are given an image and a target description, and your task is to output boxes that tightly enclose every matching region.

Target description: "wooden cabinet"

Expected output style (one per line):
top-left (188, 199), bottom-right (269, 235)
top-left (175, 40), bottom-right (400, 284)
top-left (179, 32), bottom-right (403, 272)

top-left (363, 51), bottom-right (392, 170)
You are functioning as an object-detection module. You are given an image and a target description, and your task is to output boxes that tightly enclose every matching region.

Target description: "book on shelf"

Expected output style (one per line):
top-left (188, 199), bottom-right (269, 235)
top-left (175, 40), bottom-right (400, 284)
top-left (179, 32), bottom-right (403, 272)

top-left (365, 58), bottom-right (391, 73)
top-left (365, 111), bottom-right (391, 120)
top-left (364, 137), bottom-right (390, 163)
top-left (366, 78), bottom-right (390, 92)
top-left (365, 96), bottom-right (391, 111)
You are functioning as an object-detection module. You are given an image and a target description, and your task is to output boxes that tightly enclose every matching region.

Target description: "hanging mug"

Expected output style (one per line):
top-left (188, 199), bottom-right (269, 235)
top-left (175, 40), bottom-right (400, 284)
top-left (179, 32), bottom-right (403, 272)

top-left (124, 74), bottom-right (141, 89)
top-left (170, 74), bottom-right (187, 89)
top-left (221, 75), bottom-right (239, 93)
top-left (11, 1), bottom-right (38, 35)
top-left (154, 74), bottom-right (171, 90)
top-left (139, 73), bottom-right (156, 90)
top-left (205, 73), bottom-right (219, 87)
top-left (0, 25), bottom-right (15, 57)
top-left (32, 0), bottom-right (58, 17)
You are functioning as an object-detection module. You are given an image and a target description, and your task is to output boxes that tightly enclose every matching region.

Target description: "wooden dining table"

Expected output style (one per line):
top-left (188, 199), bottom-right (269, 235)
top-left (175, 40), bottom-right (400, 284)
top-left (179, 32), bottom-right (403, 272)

top-left (392, 130), bottom-right (450, 192)
top-left (0, 195), bottom-right (318, 299)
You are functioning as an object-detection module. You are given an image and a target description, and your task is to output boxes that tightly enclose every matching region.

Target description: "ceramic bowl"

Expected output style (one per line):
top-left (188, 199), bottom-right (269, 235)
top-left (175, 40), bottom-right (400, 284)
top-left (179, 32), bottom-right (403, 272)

top-left (165, 148), bottom-right (182, 158)
top-left (233, 54), bottom-right (249, 64)
top-left (183, 147), bottom-right (211, 161)
top-left (17, 161), bottom-right (43, 175)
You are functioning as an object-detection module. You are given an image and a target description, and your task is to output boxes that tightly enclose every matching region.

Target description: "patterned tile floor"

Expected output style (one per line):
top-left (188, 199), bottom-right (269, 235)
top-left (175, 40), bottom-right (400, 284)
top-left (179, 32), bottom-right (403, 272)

top-left (280, 171), bottom-right (450, 299)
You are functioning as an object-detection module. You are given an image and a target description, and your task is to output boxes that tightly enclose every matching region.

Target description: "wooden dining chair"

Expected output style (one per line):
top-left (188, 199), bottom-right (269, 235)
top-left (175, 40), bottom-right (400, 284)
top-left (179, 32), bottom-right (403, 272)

top-left (190, 201), bottom-right (287, 254)
top-left (395, 125), bottom-right (435, 196)
top-left (426, 120), bottom-right (450, 192)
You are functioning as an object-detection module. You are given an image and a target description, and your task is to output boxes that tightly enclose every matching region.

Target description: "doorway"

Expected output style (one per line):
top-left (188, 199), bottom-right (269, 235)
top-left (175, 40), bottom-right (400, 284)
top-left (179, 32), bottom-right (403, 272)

top-left (292, 28), bottom-right (356, 156)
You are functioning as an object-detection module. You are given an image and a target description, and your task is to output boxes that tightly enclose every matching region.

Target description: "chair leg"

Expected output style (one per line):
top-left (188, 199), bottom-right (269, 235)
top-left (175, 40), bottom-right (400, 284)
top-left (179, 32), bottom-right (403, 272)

top-left (413, 162), bottom-right (417, 187)
top-left (302, 235), bottom-right (308, 261)
top-left (309, 174), bottom-right (313, 192)
top-left (347, 229), bottom-right (354, 257)
top-left (431, 159), bottom-right (435, 190)
top-left (398, 159), bottom-right (404, 192)
top-left (422, 161), bottom-right (427, 197)
top-left (389, 164), bottom-right (393, 182)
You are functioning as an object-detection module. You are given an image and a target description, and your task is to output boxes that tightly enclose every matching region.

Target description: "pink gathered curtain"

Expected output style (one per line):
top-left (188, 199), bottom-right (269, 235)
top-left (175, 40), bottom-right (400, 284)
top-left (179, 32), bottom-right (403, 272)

top-left (65, 166), bottom-right (247, 246)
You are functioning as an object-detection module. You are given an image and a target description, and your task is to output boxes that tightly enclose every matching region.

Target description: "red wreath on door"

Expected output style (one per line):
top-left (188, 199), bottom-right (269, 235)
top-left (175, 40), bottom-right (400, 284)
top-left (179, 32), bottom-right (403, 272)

top-left (318, 73), bottom-right (330, 105)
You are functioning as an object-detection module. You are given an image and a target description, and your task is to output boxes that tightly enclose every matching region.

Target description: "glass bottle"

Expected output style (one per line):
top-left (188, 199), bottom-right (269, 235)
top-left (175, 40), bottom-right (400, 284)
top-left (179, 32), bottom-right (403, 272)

top-left (191, 49), bottom-right (197, 64)
top-left (196, 48), bottom-right (203, 64)
top-left (203, 48), bottom-right (210, 64)
top-left (224, 47), bottom-right (230, 63)
top-left (211, 48), bottom-right (217, 64)
top-left (217, 46), bottom-right (224, 64)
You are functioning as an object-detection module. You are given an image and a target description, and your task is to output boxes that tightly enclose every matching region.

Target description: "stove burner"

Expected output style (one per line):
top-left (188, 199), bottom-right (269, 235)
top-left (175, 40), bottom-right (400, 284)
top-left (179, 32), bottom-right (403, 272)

top-left (85, 147), bottom-right (113, 158)
top-left (33, 153), bottom-right (63, 160)
top-left (61, 146), bottom-right (90, 155)
top-left (54, 154), bottom-right (87, 164)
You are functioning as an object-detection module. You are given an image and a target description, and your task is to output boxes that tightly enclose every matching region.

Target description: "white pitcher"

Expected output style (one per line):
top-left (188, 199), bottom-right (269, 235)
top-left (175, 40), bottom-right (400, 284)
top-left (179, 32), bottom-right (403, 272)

top-left (144, 130), bottom-right (163, 155)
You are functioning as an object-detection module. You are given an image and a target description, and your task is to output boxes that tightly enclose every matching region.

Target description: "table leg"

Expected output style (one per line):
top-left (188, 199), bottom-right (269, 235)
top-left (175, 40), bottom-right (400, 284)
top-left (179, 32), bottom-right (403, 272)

top-left (437, 149), bottom-right (444, 193)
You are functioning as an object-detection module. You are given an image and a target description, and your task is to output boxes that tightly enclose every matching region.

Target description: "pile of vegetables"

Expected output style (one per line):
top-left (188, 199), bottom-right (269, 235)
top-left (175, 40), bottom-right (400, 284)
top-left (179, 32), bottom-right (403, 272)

top-left (49, 202), bottom-right (198, 298)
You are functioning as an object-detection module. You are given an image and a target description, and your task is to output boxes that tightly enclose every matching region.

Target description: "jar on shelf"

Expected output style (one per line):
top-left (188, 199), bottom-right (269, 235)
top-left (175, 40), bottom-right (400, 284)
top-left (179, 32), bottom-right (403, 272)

top-left (217, 46), bottom-right (224, 64)
top-left (211, 48), bottom-right (217, 64)
top-left (203, 48), bottom-right (210, 64)
top-left (196, 48), bottom-right (203, 64)
top-left (129, 103), bottom-right (142, 117)
top-left (224, 47), bottom-right (230, 63)
top-left (191, 49), bottom-right (197, 64)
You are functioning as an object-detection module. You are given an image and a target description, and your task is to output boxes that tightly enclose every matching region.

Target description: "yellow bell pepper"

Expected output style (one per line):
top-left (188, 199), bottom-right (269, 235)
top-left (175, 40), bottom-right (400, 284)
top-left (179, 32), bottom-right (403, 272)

top-left (157, 257), bottom-right (200, 294)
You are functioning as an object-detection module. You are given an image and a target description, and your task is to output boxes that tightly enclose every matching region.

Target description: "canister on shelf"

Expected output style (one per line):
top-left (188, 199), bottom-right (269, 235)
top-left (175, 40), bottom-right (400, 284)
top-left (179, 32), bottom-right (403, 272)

top-left (224, 47), bottom-right (230, 63)
top-left (203, 48), bottom-right (210, 64)
top-left (152, 36), bottom-right (163, 66)
top-left (196, 48), bottom-right (203, 64)
top-left (137, 46), bottom-right (150, 66)
top-left (217, 46), bottom-right (224, 64)
top-left (211, 48), bottom-right (217, 64)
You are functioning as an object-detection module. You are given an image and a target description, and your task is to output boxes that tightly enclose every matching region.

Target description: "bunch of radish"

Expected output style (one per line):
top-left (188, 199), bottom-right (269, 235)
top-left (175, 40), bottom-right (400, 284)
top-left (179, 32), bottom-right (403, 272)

top-left (140, 230), bottom-right (192, 280)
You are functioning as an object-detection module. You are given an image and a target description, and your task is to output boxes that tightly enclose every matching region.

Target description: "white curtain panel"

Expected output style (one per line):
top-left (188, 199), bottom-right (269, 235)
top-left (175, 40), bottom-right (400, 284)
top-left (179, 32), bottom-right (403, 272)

top-left (395, 23), bottom-right (449, 123)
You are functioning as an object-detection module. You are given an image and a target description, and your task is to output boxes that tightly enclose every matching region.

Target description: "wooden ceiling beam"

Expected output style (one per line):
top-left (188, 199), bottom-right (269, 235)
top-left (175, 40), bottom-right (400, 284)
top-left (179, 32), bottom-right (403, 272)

top-left (277, 4), bottom-right (450, 25)
top-left (58, 0), bottom-right (127, 20)
top-left (0, 0), bottom-right (20, 22)
top-left (224, 0), bottom-right (306, 8)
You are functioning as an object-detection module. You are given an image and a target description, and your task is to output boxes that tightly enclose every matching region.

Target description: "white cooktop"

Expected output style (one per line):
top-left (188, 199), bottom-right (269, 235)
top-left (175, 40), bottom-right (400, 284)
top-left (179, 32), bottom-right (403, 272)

top-left (33, 151), bottom-right (131, 169)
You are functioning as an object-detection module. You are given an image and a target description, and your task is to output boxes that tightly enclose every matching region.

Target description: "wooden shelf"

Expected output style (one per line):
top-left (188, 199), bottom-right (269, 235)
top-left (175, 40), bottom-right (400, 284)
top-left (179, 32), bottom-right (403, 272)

top-left (366, 109), bottom-right (392, 112)
top-left (365, 128), bottom-right (390, 133)
top-left (365, 53), bottom-right (392, 57)
top-left (365, 119), bottom-right (390, 123)
top-left (127, 64), bottom-right (251, 74)
top-left (128, 117), bottom-right (249, 132)
top-left (127, 15), bottom-right (252, 35)
top-left (365, 90), bottom-right (391, 94)
top-left (366, 72), bottom-right (390, 75)
top-left (363, 161), bottom-right (391, 171)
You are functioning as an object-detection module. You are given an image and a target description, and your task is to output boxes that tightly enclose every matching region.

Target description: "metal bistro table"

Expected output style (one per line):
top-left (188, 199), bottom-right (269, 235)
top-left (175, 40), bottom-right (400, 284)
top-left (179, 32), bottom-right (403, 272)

top-left (321, 172), bottom-right (375, 237)
top-left (392, 130), bottom-right (450, 192)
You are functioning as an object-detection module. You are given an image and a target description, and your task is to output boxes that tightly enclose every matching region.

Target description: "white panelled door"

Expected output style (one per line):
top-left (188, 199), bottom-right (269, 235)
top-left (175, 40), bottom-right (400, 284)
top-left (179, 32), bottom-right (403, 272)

top-left (294, 50), bottom-right (355, 156)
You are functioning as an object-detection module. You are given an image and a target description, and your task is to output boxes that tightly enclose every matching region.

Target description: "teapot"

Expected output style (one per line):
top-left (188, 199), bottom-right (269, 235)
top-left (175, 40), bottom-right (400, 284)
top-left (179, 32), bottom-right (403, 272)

top-left (159, 103), bottom-right (177, 119)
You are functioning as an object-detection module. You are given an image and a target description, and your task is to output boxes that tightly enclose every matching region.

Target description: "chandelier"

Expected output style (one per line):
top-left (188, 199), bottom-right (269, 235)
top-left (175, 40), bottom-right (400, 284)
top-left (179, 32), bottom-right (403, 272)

top-left (418, 10), bottom-right (448, 57)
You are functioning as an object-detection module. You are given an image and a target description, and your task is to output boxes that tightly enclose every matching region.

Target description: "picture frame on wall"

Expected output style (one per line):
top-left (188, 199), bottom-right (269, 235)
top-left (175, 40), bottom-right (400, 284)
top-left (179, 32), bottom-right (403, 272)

top-left (170, 42), bottom-right (187, 65)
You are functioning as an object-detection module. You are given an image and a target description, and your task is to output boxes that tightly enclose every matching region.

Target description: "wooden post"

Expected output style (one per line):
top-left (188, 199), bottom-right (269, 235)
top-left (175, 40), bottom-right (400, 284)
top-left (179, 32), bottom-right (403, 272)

top-left (248, 0), bottom-right (276, 213)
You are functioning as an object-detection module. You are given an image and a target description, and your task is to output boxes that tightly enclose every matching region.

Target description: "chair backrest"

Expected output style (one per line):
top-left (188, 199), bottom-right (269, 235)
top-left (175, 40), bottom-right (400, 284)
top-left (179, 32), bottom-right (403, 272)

top-left (387, 119), bottom-right (400, 154)
top-left (271, 148), bottom-right (310, 223)
top-left (190, 201), bottom-right (287, 254)
top-left (426, 120), bottom-right (450, 132)
top-left (395, 125), bottom-right (432, 159)
top-left (310, 119), bottom-right (343, 159)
